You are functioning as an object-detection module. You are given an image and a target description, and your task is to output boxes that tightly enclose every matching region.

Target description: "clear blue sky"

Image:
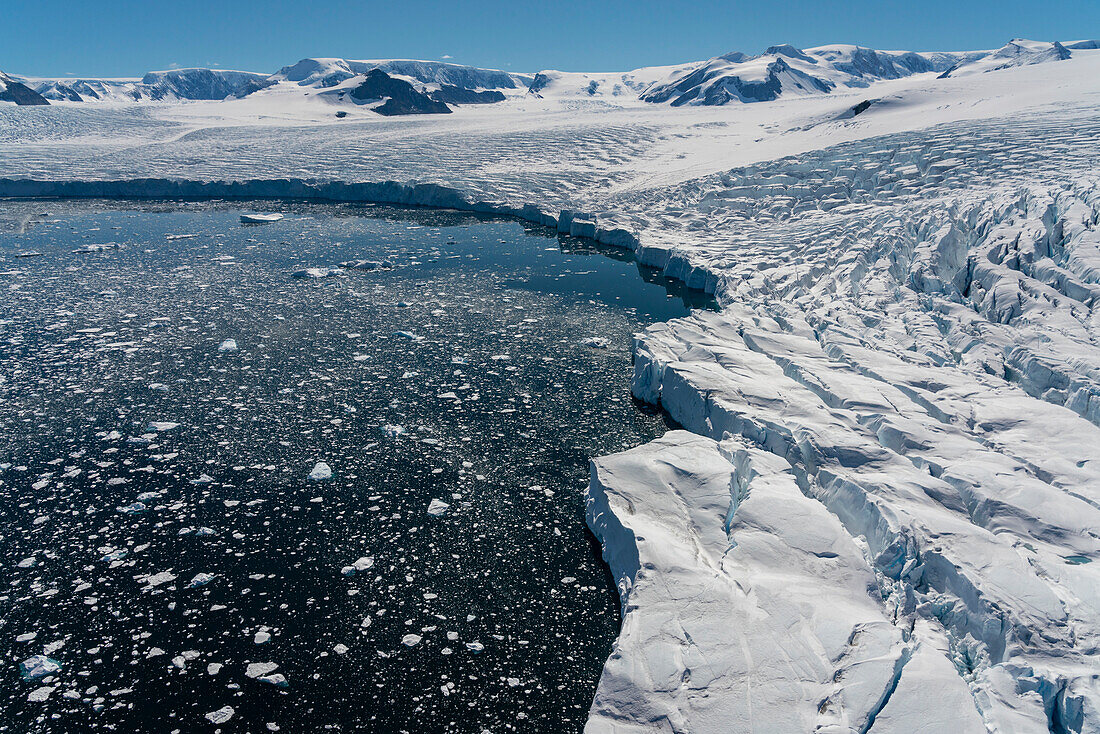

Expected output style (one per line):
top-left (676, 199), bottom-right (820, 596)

top-left (4, 0), bottom-right (1098, 77)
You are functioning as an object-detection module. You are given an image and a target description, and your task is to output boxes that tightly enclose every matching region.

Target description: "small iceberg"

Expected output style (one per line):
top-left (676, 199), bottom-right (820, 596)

top-left (188, 573), bottom-right (216, 588)
top-left (292, 267), bottom-right (343, 279)
top-left (308, 462), bottom-right (333, 481)
top-left (427, 499), bottom-right (450, 516)
top-left (240, 213), bottom-right (283, 224)
top-left (341, 556), bottom-right (374, 576)
top-left (205, 706), bottom-right (235, 724)
top-left (20, 655), bottom-right (62, 681)
top-left (340, 259), bottom-right (393, 271)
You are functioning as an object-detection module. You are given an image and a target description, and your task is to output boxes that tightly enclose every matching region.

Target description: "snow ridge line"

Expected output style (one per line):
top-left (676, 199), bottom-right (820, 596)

top-left (0, 176), bottom-right (722, 296)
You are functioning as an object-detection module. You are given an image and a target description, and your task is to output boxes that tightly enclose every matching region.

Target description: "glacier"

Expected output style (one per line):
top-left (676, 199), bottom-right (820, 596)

top-left (2, 38), bottom-right (1100, 733)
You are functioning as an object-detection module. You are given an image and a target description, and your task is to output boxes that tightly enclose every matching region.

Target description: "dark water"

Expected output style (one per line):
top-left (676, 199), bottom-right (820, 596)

top-left (0, 200), bottom-right (712, 734)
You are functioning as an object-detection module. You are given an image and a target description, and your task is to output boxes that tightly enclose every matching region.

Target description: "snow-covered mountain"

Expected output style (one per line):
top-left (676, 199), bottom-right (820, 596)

top-left (938, 39), bottom-right (1071, 78)
top-left (23, 68), bottom-right (268, 103)
top-left (138, 68), bottom-right (269, 100)
top-left (0, 72), bottom-right (49, 105)
top-left (639, 40), bottom-right (1072, 105)
top-left (273, 57), bottom-right (530, 91)
top-left (7, 39), bottom-right (1091, 113)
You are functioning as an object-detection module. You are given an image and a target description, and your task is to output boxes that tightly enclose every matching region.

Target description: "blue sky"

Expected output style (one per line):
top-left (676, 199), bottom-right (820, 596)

top-left (4, 0), bottom-right (1099, 77)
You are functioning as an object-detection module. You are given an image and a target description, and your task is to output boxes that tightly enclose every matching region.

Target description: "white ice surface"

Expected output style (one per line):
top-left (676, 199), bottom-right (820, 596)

top-left (3, 42), bottom-right (1100, 733)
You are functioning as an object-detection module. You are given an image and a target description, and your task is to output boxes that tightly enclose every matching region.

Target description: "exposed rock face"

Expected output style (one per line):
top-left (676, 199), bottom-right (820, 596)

top-left (0, 74), bottom-right (49, 105)
top-left (231, 77), bottom-right (279, 98)
top-left (349, 69), bottom-right (452, 115)
top-left (275, 57), bottom-right (530, 90)
top-left (428, 85), bottom-right (505, 105)
top-left (139, 68), bottom-right (270, 100)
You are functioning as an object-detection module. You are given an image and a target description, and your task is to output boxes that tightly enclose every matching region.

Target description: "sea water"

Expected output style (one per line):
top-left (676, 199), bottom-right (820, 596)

top-left (0, 200), bottom-right (713, 733)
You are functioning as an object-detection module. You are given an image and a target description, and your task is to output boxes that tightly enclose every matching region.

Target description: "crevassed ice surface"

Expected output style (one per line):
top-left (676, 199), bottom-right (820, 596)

top-left (0, 200), bottom-right (709, 733)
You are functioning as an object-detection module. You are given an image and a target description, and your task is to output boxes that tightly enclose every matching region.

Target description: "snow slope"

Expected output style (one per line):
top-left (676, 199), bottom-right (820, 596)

top-left (2, 38), bottom-right (1100, 734)
top-left (640, 40), bottom-right (1072, 105)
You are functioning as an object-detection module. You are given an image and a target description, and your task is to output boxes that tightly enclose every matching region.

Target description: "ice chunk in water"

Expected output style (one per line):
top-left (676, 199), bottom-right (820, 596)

top-left (381, 424), bottom-right (406, 438)
top-left (20, 655), bottom-right (62, 681)
top-left (218, 339), bottom-right (238, 353)
top-left (340, 259), bottom-right (393, 271)
top-left (308, 462), bottom-right (333, 481)
top-left (246, 662), bottom-right (279, 678)
top-left (292, 267), bottom-right (343, 279)
top-left (116, 502), bottom-right (147, 514)
top-left (140, 571), bottom-right (177, 589)
top-left (28, 686), bottom-right (55, 702)
top-left (188, 573), bottom-right (216, 588)
top-left (427, 499), bottom-right (450, 516)
top-left (205, 706), bottom-right (235, 724)
top-left (402, 634), bottom-right (422, 647)
top-left (341, 556), bottom-right (374, 576)
top-left (147, 421), bottom-right (180, 432)
top-left (579, 336), bottom-right (611, 349)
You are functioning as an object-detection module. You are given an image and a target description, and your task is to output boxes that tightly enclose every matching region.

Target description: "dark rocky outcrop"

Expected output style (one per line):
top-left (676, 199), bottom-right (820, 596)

top-left (349, 69), bottom-right (451, 115)
top-left (232, 77), bottom-right (279, 98)
top-left (428, 85), bottom-right (505, 105)
top-left (140, 69), bottom-right (270, 100)
top-left (0, 74), bottom-right (49, 105)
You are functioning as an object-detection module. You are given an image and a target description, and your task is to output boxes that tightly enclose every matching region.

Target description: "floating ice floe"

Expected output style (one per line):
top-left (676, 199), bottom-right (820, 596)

top-left (188, 573), bottom-right (216, 588)
top-left (217, 339), bottom-right (238, 353)
top-left (426, 499), bottom-right (450, 516)
top-left (393, 330), bottom-right (423, 341)
top-left (292, 267), bottom-right (343, 279)
top-left (205, 706), bottom-right (235, 724)
top-left (340, 259), bottom-right (393, 271)
top-left (246, 662), bottom-right (279, 678)
top-left (190, 473), bottom-right (214, 485)
top-left (259, 673), bottom-right (288, 687)
top-left (308, 462), bottom-right (333, 481)
top-left (139, 571), bottom-right (177, 589)
top-left (341, 556), bottom-right (374, 576)
top-left (28, 686), bottom-right (55, 702)
top-left (116, 502), bottom-right (147, 514)
top-left (402, 634), bottom-right (422, 647)
top-left (579, 336), bottom-right (611, 349)
top-left (20, 655), bottom-right (62, 681)
top-left (240, 213), bottom-right (283, 224)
